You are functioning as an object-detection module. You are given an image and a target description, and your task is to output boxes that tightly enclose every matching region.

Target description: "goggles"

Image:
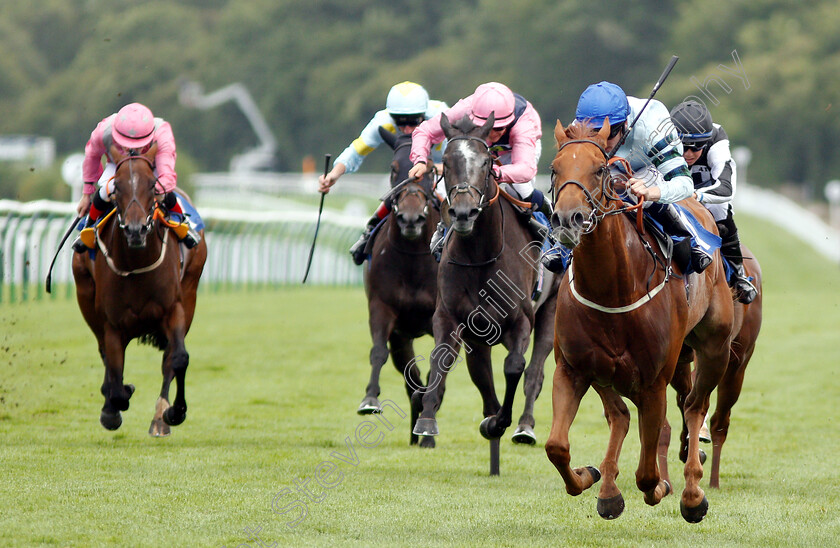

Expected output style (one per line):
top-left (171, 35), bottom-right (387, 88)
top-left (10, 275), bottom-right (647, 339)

top-left (392, 114), bottom-right (424, 127)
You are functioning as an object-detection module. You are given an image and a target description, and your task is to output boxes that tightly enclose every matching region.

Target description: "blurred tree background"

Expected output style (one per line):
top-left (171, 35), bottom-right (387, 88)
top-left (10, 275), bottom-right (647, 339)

top-left (0, 0), bottom-right (837, 200)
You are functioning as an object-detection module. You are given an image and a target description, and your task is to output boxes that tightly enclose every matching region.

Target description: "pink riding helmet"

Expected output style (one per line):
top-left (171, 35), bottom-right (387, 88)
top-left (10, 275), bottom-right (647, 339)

top-left (470, 82), bottom-right (515, 129)
top-left (113, 103), bottom-right (156, 149)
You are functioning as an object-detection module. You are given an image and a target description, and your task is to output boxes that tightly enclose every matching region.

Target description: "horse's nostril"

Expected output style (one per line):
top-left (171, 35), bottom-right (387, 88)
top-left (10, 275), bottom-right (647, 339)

top-left (571, 211), bottom-right (585, 229)
top-left (469, 208), bottom-right (479, 218)
top-left (551, 212), bottom-right (562, 227)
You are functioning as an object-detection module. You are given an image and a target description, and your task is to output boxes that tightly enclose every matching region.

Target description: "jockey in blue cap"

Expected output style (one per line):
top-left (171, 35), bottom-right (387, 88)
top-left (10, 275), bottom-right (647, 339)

top-left (544, 81), bottom-right (715, 275)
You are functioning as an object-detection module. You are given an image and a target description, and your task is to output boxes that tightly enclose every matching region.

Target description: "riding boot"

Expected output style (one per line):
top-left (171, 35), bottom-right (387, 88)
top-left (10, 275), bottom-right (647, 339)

top-left (72, 193), bottom-right (112, 253)
top-left (524, 189), bottom-right (567, 274)
top-left (717, 217), bottom-right (757, 304)
top-left (350, 213), bottom-right (380, 265)
top-left (161, 192), bottom-right (201, 249)
top-left (652, 203), bottom-right (712, 273)
top-left (429, 221), bottom-right (446, 263)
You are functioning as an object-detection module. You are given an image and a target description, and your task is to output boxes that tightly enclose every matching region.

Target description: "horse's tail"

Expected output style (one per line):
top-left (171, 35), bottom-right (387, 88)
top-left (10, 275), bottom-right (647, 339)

top-left (138, 330), bottom-right (168, 350)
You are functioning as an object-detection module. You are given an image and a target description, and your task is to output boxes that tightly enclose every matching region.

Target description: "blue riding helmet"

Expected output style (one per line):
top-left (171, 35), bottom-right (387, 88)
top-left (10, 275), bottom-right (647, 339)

top-left (575, 81), bottom-right (630, 129)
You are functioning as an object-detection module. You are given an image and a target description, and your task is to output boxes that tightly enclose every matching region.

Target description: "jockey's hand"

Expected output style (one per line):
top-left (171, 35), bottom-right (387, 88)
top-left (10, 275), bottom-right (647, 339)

top-left (408, 162), bottom-right (428, 181)
top-left (629, 177), bottom-right (661, 202)
top-left (318, 163), bottom-right (346, 194)
top-left (76, 194), bottom-right (92, 217)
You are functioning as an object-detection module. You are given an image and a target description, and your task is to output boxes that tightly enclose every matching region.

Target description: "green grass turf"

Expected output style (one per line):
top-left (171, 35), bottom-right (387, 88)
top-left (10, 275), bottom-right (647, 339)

top-left (1, 214), bottom-right (839, 547)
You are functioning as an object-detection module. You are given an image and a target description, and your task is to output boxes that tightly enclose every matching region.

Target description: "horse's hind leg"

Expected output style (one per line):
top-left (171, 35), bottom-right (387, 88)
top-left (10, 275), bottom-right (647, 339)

top-left (592, 385), bottom-right (631, 519)
top-left (161, 303), bottom-right (189, 427)
top-left (388, 332), bottom-right (423, 445)
top-left (545, 357), bottom-right (599, 497)
top-left (359, 302), bottom-right (397, 415)
top-left (708, 340), bottom-right (754, 488)
top-left (100, 325), bottom-right (134, 430)
top-left (514, 296), bottom-right (555, 445)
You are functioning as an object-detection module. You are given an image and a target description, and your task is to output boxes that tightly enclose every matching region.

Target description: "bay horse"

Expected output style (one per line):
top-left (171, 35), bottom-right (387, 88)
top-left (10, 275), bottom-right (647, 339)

top-left (544, 119), bottom-right (734, 522)
top-left (72, 144), bottom-right (207, 436)
top-left (412, 113), bottom-right (560, 450)
top-left (662, 243), bottom-right (762, 489)
top-left (357, 129), bottom-right (439, 445)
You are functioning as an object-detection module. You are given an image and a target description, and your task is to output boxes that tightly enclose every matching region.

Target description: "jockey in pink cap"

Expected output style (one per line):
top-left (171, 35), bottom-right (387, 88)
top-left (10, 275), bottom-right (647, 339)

top-left (72, 103), bottom-right (200, 252)
top-left (408, 82), bottom-right (550, 260)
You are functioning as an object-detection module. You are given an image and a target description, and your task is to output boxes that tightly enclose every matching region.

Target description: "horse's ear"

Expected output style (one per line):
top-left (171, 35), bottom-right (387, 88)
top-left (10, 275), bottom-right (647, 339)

top-left (597, 117), bottom-right (611, 143)
top-left (144, 142), bottom-right (158, 162)
top-left (110, 144), bottom-right (125, 164)
top-left (378, 126), bottom-right (397, 150)
top-left (554, 120), bottom-right (567, 149)
top-left (440, 112), bottom-right (455, 139)
top-left (476, 112), bottom-right (494, 140)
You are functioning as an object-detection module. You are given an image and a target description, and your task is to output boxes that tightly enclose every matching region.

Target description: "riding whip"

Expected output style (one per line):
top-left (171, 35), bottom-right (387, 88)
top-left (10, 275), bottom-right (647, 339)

top-left (302, 154), bottom-right (331, 284)
top-left (608, 55), bottom-right (679, 159)
top-left (45, 215), bottom-right (82, 294)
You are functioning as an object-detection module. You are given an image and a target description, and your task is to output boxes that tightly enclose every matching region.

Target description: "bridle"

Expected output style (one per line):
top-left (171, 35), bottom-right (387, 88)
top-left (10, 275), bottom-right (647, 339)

top-left (551, 138), bottom-right (644, 234)
top-left (112, 154), bottom-right (160, 235)
top-left (442, 135), bottom-right (500, 213)
top-left (440, 134), bottom-right (504, 267)
top-left (95, 153), bottom-right (169, 277)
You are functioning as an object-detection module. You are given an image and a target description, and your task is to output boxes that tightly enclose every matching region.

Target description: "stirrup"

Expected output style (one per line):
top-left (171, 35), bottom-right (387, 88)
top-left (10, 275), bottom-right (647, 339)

top-left (733, 277), bottom-right (757, 304)
top-left (350, 232), bottom-right (370, 265)
top-left (691, 250), bottom-right (712, 273)
top-left (72, 237), bottom-right (89, 254)
top-left (429, 224), bottom-right (446, 263)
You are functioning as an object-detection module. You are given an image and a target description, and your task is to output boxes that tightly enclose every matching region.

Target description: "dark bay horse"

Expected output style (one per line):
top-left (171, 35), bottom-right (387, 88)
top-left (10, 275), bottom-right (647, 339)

top-left (72, 144), bottom-right (207, 436)
top-left (544, 120), bottom-right (734, 522)
top-left (662, 243), bottom-right (763, 489)
top-left (358, 129), bottom-right (439, 445)
top-left (412, 113), bottom-right (559, 449)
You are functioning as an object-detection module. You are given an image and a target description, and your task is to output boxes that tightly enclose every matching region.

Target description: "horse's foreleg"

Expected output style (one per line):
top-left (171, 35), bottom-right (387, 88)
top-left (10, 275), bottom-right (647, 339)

top-left (671, 346), bottom-right (694, 464)
top-left (149, 346), bottom-right (175, 437)
top-left (480, 322), bottom-right (530, 439)
top-left (545, 356), bottom-right (597, 497)
top-left (636, 381), bottom-right (671, 507)
top-left (161, 303), bottom-right (189, 427)
top-left (100, 325), bottom-right (133, 430)
top-left (359, 302), bottom-right (397, 415)
top-left (414, 313), bottom-right (461, 446)
top-left (592, 385), bottom-right (631, 519)
top-left (514, 300), bottom-right (555, 445)
top-left (388, 333), bottom-right (422, 445)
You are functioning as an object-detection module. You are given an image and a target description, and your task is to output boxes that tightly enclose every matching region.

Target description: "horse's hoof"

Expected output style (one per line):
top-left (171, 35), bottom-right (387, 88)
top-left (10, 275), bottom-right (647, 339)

top-left (511, 425), bottom-right (537, 445)
top-left (125, 384), bottom-right (135, 397)
top-left (663, 480), bottom-right (672, 497)
top-left (148, 418), bottom-right (171, 437)
top-left (419, 436), bottom-right (436, 448)
top-left (680, 496), bottom-right (710, 523)
top-left (357, 397), bottom-right (382, 415)
top-left (413, 418), bottom-right (438, 436)
top-left (597, 493), bottom-right (625, 520)
top-left (479, 416), bottom-right (506, 440)
top-left (699, 449), bottom-right (707, 465)
top-left (100, 411), bottom-right (122, 431)
top-left (586, 466), bottom-right (602, 484)
top-left (162, 406), bottom-right (186, 426)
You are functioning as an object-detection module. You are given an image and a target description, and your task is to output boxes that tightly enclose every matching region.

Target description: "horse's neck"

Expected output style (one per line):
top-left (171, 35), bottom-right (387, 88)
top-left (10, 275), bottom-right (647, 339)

top-left (573, 214), bottom-right (647, 297)
top-left (451, 199), bottom-right (503, 260)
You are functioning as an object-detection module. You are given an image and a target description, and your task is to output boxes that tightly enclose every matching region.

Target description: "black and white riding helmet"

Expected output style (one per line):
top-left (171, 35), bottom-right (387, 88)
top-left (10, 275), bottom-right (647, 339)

top-left (670, 100), bottom-right (713, 147)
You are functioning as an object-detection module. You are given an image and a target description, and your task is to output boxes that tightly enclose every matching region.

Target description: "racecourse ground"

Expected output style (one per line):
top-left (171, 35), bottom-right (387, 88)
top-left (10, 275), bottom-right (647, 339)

top-left (1, 213), bottom-right (838, 547)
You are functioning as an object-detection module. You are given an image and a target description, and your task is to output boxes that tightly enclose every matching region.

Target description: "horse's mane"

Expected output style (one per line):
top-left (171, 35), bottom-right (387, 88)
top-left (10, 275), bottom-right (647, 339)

top-left (565, 121), bottom-right (601, 141)
top-left (451, 114), bottom-right (480, 134)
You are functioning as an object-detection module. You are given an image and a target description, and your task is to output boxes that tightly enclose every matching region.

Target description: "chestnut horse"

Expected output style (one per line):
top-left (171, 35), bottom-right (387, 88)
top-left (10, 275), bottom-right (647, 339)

top-left (72, 144), bottom-right (207, 435)
top-left (412, 113), bottom-right (559, 449)
top-left (358, 130), bottom-right (439, 445)
top-left (544, 120), bottom-right (734, 523)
